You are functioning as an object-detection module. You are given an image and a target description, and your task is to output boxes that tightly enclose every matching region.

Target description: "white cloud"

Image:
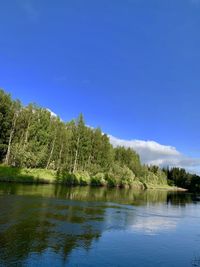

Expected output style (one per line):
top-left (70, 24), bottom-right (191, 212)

top-left (109, 135), bottom-right (200, 173)
top-left (132, 217), bottom-right (177, 234)
top-left (46, 108), bottom-right (58, 118)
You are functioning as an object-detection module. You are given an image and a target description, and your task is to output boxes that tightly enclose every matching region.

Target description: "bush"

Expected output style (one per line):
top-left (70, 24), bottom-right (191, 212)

top-left (119, 166), bottom-right (136, 188)
top-left (56, 171), bottom-right (79, 185)
top-left (140, 169), bottom-right (167, 186)
top-left (105, 164), bottom-right (136, 188)
top-left (91, 173), bottom-right (107, 186)
top-left (74, 171), bottom-right (90, 186)
top-left (106, 176), bottom-right (117, 187)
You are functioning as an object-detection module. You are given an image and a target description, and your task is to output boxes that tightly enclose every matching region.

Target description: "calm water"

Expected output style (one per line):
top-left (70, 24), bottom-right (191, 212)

top-left (0, 184), bottom-right (200, 267)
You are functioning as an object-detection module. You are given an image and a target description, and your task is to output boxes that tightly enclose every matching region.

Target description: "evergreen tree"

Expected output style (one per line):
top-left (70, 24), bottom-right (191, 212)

top-left (0, 88), bottom-right (171, 188)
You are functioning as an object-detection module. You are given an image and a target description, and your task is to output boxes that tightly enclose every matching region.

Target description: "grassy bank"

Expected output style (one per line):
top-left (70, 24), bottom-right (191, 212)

top-left (145, 184), bottom-right (187, 191)
top-left (0, 165), bottom-right (178, 190)
top-left (0, 165), bottom-right (56, 183)
top-left (0, 165), bottom-right (144, 189)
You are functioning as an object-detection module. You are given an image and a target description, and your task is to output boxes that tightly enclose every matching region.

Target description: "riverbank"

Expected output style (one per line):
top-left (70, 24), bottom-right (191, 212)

top-left (0, 165), bottom-right (56, 184)
top-left (0, 165), bottom-right (185, 191)
top-left (146, 184), bottom-right (188, 191)
top-left (0, 165), bottom-right (144, 189)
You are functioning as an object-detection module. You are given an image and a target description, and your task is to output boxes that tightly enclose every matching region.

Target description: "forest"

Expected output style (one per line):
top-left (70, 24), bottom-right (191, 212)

top-left (0, 88), bottom-right (192, 189)
top-left (163, 167), bottom-right (200, 193)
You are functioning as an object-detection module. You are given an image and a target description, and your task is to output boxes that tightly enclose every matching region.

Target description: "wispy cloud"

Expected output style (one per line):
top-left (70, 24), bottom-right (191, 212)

top-left (17, 0), bottom-right (39, 22)
top-left (109, 135), bottom-right (200, 173)
top-left (132, 217), bottom-right (177, 235)
top-left (47, 108), bottom-right (57, 118)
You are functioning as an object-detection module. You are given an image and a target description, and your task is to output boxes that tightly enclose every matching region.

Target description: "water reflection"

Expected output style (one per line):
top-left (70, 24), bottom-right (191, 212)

top-left (0, 183), bottom-right (196, 205)
top-left (0, 195), bottom-right (104, 266)
top-left (0, 184), bottom-right (199, 266)
top-left (132, 216), bottom-right (177, 234)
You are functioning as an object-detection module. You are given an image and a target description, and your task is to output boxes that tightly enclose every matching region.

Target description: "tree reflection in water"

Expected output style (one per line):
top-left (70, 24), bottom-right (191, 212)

top-left (0, 184), bottom-right (198, 266)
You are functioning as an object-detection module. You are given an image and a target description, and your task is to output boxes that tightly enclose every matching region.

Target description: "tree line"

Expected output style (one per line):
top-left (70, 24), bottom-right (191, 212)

top-left (163, 167), bottom-right (200, 192)
top-left (0, 89), bottom-right (168, 187)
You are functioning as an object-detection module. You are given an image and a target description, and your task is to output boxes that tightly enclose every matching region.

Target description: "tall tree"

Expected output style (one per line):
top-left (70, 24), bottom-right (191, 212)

top-left (4, 100), bottom-right (21, 165)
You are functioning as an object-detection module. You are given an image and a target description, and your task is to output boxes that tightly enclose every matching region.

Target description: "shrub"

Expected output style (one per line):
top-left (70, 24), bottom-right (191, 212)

top-left (106, 176), bottom-right (117, 187)
top-left (91, 173), bottom-right (107, 186)
top-left (56, 171), bottom-right (79, 185)
top-left (119, 166), bottom-right (136, 188)
top-left (140, 169), bottom-right (167, 186)
top-left (105, 164), bottom-right (135, 188)
top-left (74, 171), bottom-right (90, 186)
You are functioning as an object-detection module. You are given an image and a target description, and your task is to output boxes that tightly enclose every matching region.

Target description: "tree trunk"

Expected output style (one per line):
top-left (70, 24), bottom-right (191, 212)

top-left (23, 119), bottom-right (31, 149)
top-left (72, 135), bottom-right (80, 173)
top-left (46, 134), bottom-right (56, 169)
top-left (5, 112), bottom-right (18, 165)
top-left (57, 143), bottom-right (63, 170)
top-left (86, 154), bottom-right (91, 170)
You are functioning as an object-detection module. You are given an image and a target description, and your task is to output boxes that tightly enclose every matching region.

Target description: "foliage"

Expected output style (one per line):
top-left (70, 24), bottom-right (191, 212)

top-left (105, 164), bottom-right (136, 188)
top-left (0, 88), bottom-right (170, 188)
top-left (0, 164), bottom-right (56, 183)
top-left (141, 166), bottom-right (168, 186)
top-left (91, 173), bottom-right (107, 186)
top-left (163, 167), bottom-right (200, 192)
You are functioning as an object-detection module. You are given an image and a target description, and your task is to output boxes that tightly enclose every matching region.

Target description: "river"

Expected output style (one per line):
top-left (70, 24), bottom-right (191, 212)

top-left (0, 183), bottom-right (200, 266)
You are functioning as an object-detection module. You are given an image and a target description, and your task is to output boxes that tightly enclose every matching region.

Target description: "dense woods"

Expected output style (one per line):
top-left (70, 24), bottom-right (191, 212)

top-left (163, 167), bottom-right (200, 192)
top-left (0, 89), bottom-right (169, 188)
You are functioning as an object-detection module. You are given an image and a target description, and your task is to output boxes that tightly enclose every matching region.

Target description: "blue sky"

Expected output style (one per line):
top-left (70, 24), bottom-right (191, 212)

top-left (0, 0), bottom-right (200, 172)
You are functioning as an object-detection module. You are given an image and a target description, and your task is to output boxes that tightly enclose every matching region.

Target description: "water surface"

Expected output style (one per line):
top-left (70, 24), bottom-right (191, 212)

top-left (0, 184), bottom-right (200, 267)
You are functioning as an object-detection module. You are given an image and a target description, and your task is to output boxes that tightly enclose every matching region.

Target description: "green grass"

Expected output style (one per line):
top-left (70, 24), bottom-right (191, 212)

top-left (0, 165), bottom-right (56, 183)
top-left (145, 184), bottom-right (173, 190)
top-left (0, 165), bottom-right (177, 190)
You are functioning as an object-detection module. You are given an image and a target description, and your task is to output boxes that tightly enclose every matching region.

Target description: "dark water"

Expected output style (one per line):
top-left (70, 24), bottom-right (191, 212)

top-left (0, 184), bottom-right (200, 267)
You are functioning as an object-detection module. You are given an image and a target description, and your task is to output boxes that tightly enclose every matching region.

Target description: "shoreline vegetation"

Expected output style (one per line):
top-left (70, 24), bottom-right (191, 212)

top-left (0, 89), bottom-right (170, 190)
top-left (0, 89), bottom-right (197, 191)
top-left (0, 165), bottom-right (185, 191)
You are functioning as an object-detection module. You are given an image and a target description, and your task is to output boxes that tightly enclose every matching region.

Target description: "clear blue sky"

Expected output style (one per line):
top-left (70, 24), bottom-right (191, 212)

top-left (0, 0), bottom-right (200, 160)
